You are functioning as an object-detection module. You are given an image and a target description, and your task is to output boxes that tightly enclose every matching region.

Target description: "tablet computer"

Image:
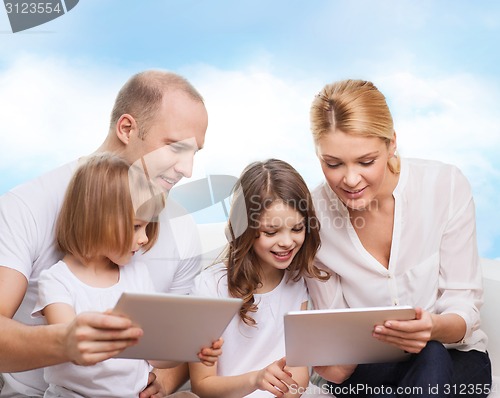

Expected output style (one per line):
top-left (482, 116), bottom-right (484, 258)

top-left (112, 292), bottom-right (242, 362)
top-left (284, 305), bottom-right (416, 366)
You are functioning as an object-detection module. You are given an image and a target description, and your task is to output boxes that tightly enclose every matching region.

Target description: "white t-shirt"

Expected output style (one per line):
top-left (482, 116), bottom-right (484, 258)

top-left (306, 158), bottom-right (487, 353)
top-left (32, 260), bottom-right (154, 398)
top-left (191, 263), bottom-right (308, 398)
top-left (0, 160), bottom-right (201, 397)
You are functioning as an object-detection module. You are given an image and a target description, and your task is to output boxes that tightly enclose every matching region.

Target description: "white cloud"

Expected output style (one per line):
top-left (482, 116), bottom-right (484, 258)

top-left (186, 65), bottom-right (324, 186)
top-left (0, 55), bottom-right (127, 174)
top-left (1, 57), bottom-right (499, 257)
top-left (376, 72), bottom-right (500, 170)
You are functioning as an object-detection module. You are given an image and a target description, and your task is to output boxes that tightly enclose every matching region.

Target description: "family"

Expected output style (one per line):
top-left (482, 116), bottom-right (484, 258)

top-left (0, 70), bottom-right (492, 398)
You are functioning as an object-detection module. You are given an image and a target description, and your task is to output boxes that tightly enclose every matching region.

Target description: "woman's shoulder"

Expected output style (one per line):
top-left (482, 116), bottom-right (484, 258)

top-left (405, 157), bottom-right (462, 174)
top-left (404, 158), bottom-right (469, 187)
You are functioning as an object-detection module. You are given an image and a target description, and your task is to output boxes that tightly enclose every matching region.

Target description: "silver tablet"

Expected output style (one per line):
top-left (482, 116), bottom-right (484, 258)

top-left (113, 292), bottom-right (242, 362)
top-left (285, 305), bottom-right (416, 366)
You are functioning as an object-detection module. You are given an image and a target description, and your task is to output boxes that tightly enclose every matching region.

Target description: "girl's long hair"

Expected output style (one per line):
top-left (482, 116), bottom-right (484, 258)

top-left (223, 159), bottom-right (329, 326)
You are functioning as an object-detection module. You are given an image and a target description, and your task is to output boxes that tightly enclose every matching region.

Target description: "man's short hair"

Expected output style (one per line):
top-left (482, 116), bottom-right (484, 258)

top-left (109, 70), bottom-right (204, 138)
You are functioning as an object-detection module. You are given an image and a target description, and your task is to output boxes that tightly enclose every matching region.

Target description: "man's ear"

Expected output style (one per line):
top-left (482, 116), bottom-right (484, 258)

top-left (116, 114), bottom-right (137, 145)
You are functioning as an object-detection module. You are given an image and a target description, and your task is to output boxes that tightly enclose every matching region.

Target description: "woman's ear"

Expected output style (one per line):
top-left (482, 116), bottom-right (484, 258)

top-left (390, 131), bottom-right (398, 157)
top-left (116, 114), bottom-right (137, 145)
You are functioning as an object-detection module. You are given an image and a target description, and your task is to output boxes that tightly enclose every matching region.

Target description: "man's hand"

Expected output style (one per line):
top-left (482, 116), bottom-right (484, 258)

top-left (63, 312), bottom-right (143, 366)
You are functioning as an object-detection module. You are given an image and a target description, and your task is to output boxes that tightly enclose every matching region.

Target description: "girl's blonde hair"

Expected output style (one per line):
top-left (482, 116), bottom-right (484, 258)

top-left (56, 152), bottom-right (165, 263)
top-left (310, 79), bottom-right (400, 174)
top-left (224, 159), bottom-right (329, 326)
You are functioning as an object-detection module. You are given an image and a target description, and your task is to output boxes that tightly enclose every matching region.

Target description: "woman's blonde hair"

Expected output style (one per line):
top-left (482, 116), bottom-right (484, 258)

top-left (224, 159), bottom-right (329, 326)
top-left (310, 79), bottom-right (400, 174)
top-left (56, 152), bottom-right (165, 263)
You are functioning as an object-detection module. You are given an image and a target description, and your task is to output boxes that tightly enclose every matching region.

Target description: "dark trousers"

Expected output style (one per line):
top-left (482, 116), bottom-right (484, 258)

top-left (327, 341), bottom-right (492, 397)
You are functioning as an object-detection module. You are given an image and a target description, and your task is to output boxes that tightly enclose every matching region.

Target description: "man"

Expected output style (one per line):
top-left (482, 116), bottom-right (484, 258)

top-left (0, 70), bottom-right (209, 397)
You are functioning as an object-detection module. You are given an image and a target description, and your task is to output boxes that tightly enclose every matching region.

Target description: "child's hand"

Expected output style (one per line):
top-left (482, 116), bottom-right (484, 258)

top-left (197, 337), bottom-right (223, 366)
top-left (253, 357), bottom-right (296, 397)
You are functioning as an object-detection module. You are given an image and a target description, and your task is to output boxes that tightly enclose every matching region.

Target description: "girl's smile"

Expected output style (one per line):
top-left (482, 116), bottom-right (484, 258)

top-left (253, 200), bottom-right (306, 274)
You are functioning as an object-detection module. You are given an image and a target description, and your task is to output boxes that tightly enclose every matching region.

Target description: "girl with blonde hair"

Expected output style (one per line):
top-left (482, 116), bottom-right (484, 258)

top-left (33, 153), bottom-right (216, 398)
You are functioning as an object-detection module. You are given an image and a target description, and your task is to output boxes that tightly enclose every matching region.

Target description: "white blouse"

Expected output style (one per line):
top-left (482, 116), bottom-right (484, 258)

top-left (306, 158), bottom-right (487, 352)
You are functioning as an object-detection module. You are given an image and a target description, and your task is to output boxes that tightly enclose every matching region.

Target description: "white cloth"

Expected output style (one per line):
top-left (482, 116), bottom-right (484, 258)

top-left (191, 263), bottom-right (308, 398)
top-left (307, 158), bottom-right (487, 353)
top-left (32, 260), bottom-right (154, 398)
top-left (0, 160), bottom-right (201, 397)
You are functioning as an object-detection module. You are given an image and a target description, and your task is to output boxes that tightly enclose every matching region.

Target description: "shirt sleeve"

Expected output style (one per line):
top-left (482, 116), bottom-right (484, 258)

top-left (0, 192), bottom-right (38, 279)
top-left (32, 266), bottom-right (74, 318)
top-left (306, 257), bottom-right (347, 310)
top-left (167, 252), bottom-right (202, 295)
top-left (436, 166), bottom-right (482, 342)
top-left (190, 264), bottom-right (226, 298)
top-left (298, 277), bottom-right (308, 304)
top-left (146, 202), bottom-right (203, 295)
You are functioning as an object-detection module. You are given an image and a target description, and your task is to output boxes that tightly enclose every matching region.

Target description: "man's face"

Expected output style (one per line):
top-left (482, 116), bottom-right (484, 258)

top-left (126, 90), bottom-right (208, 192)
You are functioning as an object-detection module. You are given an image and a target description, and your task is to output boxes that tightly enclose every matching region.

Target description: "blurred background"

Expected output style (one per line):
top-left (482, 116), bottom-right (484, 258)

top-left (1, 0), bottom-right (499, 259)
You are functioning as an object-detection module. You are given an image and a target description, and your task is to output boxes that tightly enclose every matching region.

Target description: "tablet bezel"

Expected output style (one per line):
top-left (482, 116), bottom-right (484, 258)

top-left (284, 305), bottom-right (416, 366)
top-left (112, 292), bottom-right (242, 362)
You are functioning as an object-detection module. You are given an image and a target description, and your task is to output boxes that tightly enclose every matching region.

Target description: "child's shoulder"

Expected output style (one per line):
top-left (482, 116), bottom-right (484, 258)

top-left (40, 260), bottom-right (71, 280)
top-left (283, 271), bottom-right (307, 292)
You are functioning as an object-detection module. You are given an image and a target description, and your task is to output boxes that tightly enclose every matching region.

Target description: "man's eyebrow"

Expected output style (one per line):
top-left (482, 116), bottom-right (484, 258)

top-left (166, 140), bottom-right (203, 151)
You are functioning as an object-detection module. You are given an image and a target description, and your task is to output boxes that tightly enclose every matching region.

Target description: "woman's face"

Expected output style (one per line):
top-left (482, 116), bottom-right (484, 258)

top-left (316, 129), bottom-right (396, 211)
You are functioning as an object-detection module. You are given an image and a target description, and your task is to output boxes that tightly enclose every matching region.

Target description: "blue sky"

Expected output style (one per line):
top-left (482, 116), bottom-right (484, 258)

top-left (1, 0), bottom-right (499, 259)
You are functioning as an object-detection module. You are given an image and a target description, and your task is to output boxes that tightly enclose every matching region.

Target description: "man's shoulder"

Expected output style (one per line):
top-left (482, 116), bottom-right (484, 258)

top-left (5, 160), bottom-right (77, 209)
top-left (193, 262), bottom-right (228, 296)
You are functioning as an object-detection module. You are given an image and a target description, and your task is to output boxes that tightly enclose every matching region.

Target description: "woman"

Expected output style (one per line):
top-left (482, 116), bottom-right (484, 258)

top-left (306, 79), bottom-right (491, 397)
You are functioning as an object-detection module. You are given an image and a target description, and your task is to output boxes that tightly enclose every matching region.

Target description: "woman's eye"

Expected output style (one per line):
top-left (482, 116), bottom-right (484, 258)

top-left (263, 231), bottom-right (276, 236)
top-left (360, 160), bottom-right (375, 166)
top-left (325, 162), bottom-right (341, 169)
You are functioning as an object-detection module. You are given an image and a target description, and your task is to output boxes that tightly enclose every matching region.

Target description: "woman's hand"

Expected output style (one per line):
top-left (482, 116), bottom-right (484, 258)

top-left (372, 307), bottom-right (433, 353)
